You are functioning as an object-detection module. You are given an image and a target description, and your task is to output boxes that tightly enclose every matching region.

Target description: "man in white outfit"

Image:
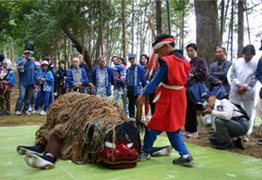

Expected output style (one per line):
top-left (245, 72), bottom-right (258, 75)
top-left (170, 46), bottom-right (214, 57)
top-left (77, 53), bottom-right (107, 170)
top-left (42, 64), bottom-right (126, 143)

top-left (229, 44), bottom-right (257, 138)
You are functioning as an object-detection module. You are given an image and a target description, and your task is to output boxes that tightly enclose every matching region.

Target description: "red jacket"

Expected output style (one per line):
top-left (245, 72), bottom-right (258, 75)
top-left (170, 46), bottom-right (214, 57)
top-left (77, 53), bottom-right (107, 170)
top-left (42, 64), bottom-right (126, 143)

top-left (147, 53), bottom-right (190, 132)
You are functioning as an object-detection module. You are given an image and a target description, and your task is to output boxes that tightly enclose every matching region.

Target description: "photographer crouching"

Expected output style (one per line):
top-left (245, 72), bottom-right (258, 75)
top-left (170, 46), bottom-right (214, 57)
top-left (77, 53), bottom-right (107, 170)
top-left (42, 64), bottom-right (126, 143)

top-left (197, 92), bottom-right (249, 150)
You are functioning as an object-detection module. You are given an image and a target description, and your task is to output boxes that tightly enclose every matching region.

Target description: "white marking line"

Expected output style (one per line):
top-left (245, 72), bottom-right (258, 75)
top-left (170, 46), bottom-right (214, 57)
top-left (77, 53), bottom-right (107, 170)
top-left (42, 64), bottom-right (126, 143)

top-left (226, 173), bottom-right (236, 178)
top-left (57, 164), bottom-right (79, 180)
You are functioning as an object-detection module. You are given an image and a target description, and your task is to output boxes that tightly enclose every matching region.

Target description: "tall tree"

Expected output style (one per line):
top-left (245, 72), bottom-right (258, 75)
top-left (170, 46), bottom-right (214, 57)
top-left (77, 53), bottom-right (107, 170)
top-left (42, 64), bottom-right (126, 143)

top-left (194, 0), bottom-right (219, 65)
top-left (156, 0), bottom-right (162, 34)
top-left (131, 0), bottom-right (134, 53)
top-left (180, 0), bottom-right (185, 49)
top-left (237, 0), bottom-right (244, 58)
top-left (99, 0), bottom-right (104, 56)
top-left (121, 0), bottom-right (126, 60)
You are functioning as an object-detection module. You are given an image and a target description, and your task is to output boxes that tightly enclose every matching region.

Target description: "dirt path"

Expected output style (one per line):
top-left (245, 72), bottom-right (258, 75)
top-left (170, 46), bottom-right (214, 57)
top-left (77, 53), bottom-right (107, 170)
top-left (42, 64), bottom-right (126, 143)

top-left (182, 126), bottom-right (262, 159)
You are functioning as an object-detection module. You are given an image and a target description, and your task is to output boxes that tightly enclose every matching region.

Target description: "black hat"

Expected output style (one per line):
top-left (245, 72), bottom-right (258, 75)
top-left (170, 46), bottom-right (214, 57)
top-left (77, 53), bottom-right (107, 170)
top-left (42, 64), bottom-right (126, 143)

top-left (24, 43), bottom-right (34, 54)
top-left (0, 54), bottom-right (4, 62)
top-left (24, 43), bottom-right (34, 51)
top-left (259, 40), bottom-right (262, 51)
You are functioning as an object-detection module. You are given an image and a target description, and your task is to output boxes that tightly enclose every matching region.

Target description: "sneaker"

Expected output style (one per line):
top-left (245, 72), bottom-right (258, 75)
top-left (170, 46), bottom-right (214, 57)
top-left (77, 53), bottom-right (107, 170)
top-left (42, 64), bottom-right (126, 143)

top-left (233, 137), bottom-right (246, 149)
top-left (172, 155), bottom-right (194, 167)
top-left (129, 117), bottom-right (136, 121)
top-left (23, 111), bottom-right (31, 115)
top-left (17, 145), bottom-right (45, 155)
top-left (208, 133), bottom-right (217, 145)
top-left (31, 110), bottom-right (38, 115)
top-left (118, 88), bottom-right (124, 95)
top-left (243, 136), bottom-right (249, 143)
top-left (151, 146), bottom-right (173, 157)
top-left (0, 111), bottom-right (4, 116)
top-left (5, 111), bottom-right (10, 115)
top-left (139, 151), bottom-right (151, 161)
top-left (28, 105), bottom-right (32, 112)
top-left (15, 111), bottom-right (21, 116)
top-left (25, 153), bottom-right (55, 169)
top-left (181, 131), bottom-right (189, 136)
top-left (186, 132), bottom-right (199, 138)
top-left (39, 111), bottom-right (47, 116)
top-left (257, 139), bottom-right (262, 145)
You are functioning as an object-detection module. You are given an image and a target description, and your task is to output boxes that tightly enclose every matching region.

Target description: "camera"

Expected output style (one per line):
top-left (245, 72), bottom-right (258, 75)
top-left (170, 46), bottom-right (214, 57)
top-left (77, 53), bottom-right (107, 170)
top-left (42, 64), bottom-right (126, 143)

top-left (195, 99), bottom-right (208, 111)
top-left (24, 50), bottom-right (30, 55)
top-left (24, 50), bottom-right (34, 56)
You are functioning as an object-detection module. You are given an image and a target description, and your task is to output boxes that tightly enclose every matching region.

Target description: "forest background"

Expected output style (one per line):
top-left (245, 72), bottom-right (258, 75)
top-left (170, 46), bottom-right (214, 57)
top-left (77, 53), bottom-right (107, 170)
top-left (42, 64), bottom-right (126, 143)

top-left (0, 0), bottom-right (262, 75)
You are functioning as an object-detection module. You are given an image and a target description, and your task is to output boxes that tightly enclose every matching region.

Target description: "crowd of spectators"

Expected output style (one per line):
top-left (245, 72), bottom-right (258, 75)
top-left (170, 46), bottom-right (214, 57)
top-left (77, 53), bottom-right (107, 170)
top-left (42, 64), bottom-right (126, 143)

top-left (184, 42), bottom-right (262, 149)
top-left (1, 40), bottom-right (262, 148)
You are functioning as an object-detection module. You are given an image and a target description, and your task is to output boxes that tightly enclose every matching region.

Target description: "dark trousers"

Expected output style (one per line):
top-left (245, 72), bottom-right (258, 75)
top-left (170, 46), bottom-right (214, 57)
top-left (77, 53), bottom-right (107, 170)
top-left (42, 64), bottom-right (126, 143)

top-left (57, 86), bottom-right (67, 97)
top-left (0, 90), bottom-right (11, 112)
top-left (127, 90), bottom-right (138, 118)
top-left (215, 118), bottom-right (249, 144)
top-left (185, 90), bottom-right (198, 133)
top-left (147, 92), bottom-right (156, 115)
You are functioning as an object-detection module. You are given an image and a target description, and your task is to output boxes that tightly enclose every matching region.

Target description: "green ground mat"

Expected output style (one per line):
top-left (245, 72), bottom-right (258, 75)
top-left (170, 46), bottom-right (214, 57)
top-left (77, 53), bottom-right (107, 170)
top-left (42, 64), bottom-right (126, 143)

top-left (0, 126), bottom-right (262, 180)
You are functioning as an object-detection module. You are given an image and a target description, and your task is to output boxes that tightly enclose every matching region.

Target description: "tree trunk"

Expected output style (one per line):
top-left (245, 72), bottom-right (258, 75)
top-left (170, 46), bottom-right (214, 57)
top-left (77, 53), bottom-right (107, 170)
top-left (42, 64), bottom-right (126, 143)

top-left (230, 0), bottom-right (234, 61)
top-left (219, 0), bottom-right (230, 45)
top-left (81, 21), bottom-right (85, 58)
top-left (99, 0), bottom-right (104, 56)
top-left (181, 0), bottom-right (185, 49)
top-left (121, 0), bottom-right (126, 60)
top-left (155, 0), bottom-right (162, 34)
top-left (131, 0), bottom-right (134, 53)
top-left (53, 41), bottom-right (57, 70)
top-left (237, 0), bottom-right (244, 58)
top-left (194, 0), bottom-right (219, 65)
top-left (244, 1), bottom-right (251, 44)
top-left (94, 34), bottom-right (101, 67)
top-left (55, 32), bottom-right (59, 70)
top-left (11, 38), bottom-right (14, 62)
top-left (61, 24), bottom-right (92, 71)
top-left (64, 34), bottom-right (67, 67)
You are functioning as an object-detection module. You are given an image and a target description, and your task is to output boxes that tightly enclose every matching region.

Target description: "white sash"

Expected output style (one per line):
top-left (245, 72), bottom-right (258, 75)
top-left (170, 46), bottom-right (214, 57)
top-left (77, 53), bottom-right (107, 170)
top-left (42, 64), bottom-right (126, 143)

top-left (153, 83), bottom-right (183, 103)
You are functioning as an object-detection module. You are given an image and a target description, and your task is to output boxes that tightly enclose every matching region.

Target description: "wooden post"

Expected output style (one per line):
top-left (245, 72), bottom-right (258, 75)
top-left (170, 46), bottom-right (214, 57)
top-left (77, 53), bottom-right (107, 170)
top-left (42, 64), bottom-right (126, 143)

top-left (136, 15), bottom-right (157, 121)
top-left (147, 15), bottom-right (157, 38)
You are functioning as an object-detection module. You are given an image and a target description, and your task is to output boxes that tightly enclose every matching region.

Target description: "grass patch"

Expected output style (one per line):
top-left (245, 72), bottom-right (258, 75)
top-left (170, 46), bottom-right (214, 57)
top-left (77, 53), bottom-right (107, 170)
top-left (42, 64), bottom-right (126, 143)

top-left (0, 114), bottom-right (45, 126)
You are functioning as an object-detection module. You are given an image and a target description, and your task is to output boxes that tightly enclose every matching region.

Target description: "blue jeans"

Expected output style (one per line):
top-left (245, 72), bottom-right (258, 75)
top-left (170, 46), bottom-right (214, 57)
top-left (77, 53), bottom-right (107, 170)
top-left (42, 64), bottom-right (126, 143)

top-left (35, 91), bottom-right (51, 112)
top-left (143, 129), bottom-right (189, 155)
top-left (114, 87), bottom-right (128, 115)
top-left (15, 83), bottom-right (34, 112)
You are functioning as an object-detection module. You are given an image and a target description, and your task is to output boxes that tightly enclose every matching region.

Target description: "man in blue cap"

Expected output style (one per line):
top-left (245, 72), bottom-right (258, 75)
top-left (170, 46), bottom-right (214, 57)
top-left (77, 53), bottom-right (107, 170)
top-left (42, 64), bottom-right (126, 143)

top-left (126, 54), bottom-right (147, 119)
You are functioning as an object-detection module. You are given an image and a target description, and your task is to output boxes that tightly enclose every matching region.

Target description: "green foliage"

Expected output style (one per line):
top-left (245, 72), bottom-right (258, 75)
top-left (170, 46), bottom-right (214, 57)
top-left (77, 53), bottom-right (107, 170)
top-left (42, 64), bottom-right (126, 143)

top-left (162, 0), bottom-right (194, 46)
top-left (1, 0), bottom-right (195, 65)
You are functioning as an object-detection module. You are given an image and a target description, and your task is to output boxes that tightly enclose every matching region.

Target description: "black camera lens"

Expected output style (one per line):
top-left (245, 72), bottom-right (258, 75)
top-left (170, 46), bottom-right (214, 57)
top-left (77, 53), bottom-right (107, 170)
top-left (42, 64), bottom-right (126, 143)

top-left (195, 100), bottom-right (208, 111)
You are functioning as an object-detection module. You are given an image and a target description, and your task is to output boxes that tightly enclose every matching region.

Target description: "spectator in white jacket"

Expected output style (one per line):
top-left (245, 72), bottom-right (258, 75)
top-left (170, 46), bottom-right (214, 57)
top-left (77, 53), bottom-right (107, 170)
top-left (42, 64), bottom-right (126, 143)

top-left (229, 44), bottom-right (257, 137)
